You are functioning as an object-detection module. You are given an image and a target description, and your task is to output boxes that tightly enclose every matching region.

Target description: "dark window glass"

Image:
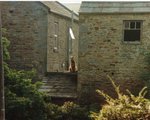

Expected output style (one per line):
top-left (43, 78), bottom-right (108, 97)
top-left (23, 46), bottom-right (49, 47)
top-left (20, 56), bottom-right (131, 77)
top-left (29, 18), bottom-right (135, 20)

top-left (130, 22), bottom-right (135, 29)
top-left (124, 30), bottom-right (140, 41)
top-left (136, 22), bottom-right (141, 29)
top-left (125, 22), bottom-right (130, 29)
top-left (124, 21), bottom-right (142, 42)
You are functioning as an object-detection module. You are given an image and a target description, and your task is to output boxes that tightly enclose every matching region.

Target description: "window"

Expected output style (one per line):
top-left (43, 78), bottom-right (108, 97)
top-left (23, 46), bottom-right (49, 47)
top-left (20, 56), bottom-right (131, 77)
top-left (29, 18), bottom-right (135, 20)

top-left (69, 28), bottom-right (75, 53)
top-left (53, 22), bottom-right (59, 52)
top-left (69, 28), bottom-right (75, 40)
top-left (123, 21), bottom-right (142, 42)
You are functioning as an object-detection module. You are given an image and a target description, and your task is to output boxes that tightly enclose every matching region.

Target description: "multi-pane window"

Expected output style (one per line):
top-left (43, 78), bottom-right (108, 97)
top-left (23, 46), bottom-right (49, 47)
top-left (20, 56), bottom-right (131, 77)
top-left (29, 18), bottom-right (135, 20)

top-left (69, 28), bottom-right (75, 53)
top-left (124, 21), bottom-right (142, 42)
top-left (54, 22), bottom-right (59, 50)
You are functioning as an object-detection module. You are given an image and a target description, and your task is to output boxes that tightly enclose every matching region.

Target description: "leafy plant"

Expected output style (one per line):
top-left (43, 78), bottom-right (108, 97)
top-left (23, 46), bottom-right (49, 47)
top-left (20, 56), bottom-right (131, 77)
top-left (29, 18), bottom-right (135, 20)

top-left (2, 28), bottom-right (10, 74)
top-left (2, 28), bottom-right (10, 61)
top-left (5, 69), bottom-right (47, 120)
top-left (61, 101), bottom-right (90, 120)
top-left (2, 29), bottom-right (90, 120)
top-left (45, 103), bottom-right (63, 120)
top-left (45, 101), bottom-right (91, 120)
top-left (2, 29), bottom-right (47, 120)
top-left (91, 76), bottom-right (150, 120)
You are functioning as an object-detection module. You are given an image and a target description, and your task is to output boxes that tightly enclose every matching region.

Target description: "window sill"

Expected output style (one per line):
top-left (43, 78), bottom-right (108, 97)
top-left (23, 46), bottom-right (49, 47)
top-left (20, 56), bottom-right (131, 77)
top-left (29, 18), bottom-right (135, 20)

top-left (122, 41), bottom-right (141, 45)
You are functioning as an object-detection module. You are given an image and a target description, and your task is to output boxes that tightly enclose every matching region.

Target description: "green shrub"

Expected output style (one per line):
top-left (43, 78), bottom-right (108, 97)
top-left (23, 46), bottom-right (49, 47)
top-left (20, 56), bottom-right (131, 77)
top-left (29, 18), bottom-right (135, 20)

top-left (91, 76), bottom-right (150, 120)
top-left (2, 29), bottom-right (47, 120)
top-left (61, 101), bottom-right (90, 120)
top-left (5, 69), bottom-right (47, 120)
top-left (45, 103), bottom-right (62, 120)
top-left (45, 101), bottom-right (91, 120)
top-left (2, 29), bottom-right (90, 120)
top-left (2, 28), bottom-right (10, 61)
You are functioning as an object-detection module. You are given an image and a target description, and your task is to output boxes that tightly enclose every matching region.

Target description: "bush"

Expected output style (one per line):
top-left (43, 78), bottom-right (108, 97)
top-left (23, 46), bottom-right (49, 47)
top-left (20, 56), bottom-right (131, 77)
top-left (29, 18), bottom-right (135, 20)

top-left (2, 28), bottom-right (10, 61)
top-left (45, 103), bottom-right (62, 120)
top-left (45, 101), bottom-right (91, 120)
top-left (61, 101), bottom-right (90, 120)
top-left (91, 76), bottom-right (150, 120)
top-left (2, 29), bottom-right (47, 120)
top-left (3, 29), bottom-right (90, 120)
top-left (5, 69), bottom-right (47, 120)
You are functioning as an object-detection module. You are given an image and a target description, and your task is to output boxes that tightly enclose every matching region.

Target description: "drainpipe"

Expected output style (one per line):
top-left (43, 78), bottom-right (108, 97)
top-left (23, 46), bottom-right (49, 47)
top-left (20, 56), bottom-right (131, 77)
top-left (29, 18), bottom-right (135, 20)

top-left (71, 10), bottom-right (74, 28)
top-left (0, 9), bottom-right (5, 120)
top-left (67, 11), bottom-right (74, 70)
top-left (67, 27), bottom-right (70, 70)
top-left (70, 10), bottom-right (74, 54)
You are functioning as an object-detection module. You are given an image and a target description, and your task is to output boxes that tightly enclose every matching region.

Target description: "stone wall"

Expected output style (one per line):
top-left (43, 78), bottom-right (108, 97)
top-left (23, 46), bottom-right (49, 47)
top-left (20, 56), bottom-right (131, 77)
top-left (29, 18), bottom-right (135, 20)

top-left (47, 12), bottom-right (78, 72)
top-left (1, 2), bottom-right (48, 77)
top-left (41, 73), bottom-right (77, 98)
top-left (1, 1), bottom-right (79, 77)
top-left (79, 13), bottom-right (150, 102)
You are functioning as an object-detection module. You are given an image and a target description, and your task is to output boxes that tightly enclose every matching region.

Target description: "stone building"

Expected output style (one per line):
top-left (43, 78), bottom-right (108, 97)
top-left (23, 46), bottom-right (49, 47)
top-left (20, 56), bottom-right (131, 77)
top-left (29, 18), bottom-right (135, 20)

top-left (79, 1), bottom-right (150, 102)
top-left (43, 2), bottom-right (79, 72)
top-left (0, 1), bottom-right (79, 77)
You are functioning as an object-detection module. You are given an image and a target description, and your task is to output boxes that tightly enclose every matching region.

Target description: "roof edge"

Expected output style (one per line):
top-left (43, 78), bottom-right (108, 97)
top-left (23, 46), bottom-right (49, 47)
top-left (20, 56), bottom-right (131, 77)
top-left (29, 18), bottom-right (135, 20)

top-left (56, 1), bottom-right (79, 17)
top-left (39, 1), bottom-right (51, 11)
top-left (51, 11), bottom-right (79, 22)
top-left (81, 1), bottom-right (150, 3)
top-left (79, 12), bottom-right (150, 14)
top-left (80, 1), bottom-right (150, 14)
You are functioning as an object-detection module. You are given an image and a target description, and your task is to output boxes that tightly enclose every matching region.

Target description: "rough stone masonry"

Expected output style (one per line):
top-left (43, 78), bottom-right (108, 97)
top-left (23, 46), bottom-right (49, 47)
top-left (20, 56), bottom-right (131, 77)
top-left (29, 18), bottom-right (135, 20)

top-left (1, 2), bottom-right (48, 78)
top-left (78, 2), bottom-right (150, 103)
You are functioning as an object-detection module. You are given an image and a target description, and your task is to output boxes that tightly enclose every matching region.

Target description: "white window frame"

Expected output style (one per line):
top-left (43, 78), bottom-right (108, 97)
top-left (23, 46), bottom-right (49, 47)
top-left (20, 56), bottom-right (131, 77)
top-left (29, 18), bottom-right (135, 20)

top-left (123, 20), bottom-right (142, 42)
top-left (54, 22), bottom-right (59, 52)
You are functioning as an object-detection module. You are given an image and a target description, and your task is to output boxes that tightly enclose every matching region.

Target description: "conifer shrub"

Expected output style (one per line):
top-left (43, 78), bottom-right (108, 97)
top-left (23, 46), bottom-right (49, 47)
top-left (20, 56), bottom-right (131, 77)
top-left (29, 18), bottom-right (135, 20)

top-left (2, 28), bottom-right (90, 120)
top-left (2, 29), bottom-right (47, 120)
top-left (45, 101), bottom-right (91, 120)
top-left (61, 101), bottom-right (90, 120)
top-left (91, 76), bottom-right (150, 120)
top-left (5, 69), bottom-right (47, 120)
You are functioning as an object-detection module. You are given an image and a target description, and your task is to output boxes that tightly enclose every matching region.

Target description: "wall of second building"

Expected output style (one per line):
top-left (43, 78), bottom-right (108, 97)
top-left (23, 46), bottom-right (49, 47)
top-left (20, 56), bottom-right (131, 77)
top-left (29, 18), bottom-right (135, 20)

top-left (1, 2), bottom-right (48, 77)
top-left (47, 12), bottom-right (78, 72)
top-left (78, 13), bottom-right (150, 103)
top-left (72, 21), bottom-right (79, 71)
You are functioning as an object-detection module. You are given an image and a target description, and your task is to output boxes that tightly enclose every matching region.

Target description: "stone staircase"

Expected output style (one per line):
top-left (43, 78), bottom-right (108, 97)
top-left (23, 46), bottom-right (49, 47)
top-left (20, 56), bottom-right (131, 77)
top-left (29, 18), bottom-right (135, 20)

top-left (40, 73), bottom-right (77, 98)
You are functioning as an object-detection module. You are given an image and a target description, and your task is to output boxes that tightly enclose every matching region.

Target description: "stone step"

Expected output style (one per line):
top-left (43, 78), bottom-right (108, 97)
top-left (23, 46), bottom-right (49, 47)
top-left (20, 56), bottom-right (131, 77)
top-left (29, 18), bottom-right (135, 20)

top-left (40, 73), bottom-right (77, 98)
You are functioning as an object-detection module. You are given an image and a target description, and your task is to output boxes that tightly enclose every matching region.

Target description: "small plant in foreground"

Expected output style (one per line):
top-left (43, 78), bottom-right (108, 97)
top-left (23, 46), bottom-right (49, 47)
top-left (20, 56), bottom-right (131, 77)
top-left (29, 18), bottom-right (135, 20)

top-left (91, 76), bottom-right (150, 120)
top-left (45, 101), bottom-right (91, 120)
top-left (61, 101), bottom-right (90, 120)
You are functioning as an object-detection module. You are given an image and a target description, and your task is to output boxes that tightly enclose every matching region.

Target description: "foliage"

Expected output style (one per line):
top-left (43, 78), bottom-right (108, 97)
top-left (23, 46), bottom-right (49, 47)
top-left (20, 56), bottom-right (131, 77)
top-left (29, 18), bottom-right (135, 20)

top-left (91, 76), bottom-right (150, 120)
top-left (45, 103), bottom-right (63, 120)
top-left (2, 28), bottom-right (10, 61)
top-left (2, 28), bottom-right (90, 120)
top-left (61, 101), bottom-right (90, 120)
top-left (5, 69), bottom-right (47, 120)
top-left (45, 101), bottom-right (91, 120)
top-left (2, 28), bottom-right (10, 73)
top-left (2, 29), bottom-right (47, 120)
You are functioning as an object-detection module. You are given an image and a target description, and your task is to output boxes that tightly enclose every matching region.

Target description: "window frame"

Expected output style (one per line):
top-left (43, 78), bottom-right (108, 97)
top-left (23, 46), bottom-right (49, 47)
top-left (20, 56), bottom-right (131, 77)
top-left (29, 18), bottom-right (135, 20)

top-left (123, 20), bottom-right (143, 44)
top-left (54, 22), bottom-right (59, 52)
